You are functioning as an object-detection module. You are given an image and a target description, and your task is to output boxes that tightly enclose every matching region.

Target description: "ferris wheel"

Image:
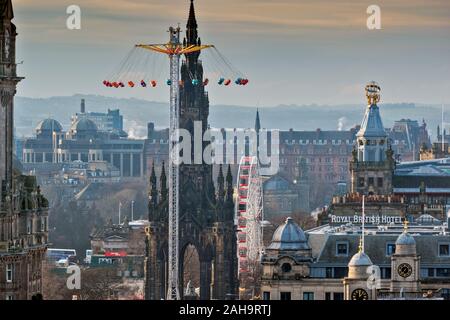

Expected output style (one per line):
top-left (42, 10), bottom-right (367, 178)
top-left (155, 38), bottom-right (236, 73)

top-left (235, 156), bottom-right (264, 276)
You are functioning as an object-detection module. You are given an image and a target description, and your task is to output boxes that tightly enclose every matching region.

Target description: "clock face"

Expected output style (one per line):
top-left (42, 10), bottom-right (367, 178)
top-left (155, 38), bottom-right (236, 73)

top-left (351, 288), bottom-right (369, 300)
top-left (397, 263), bottom-right (413, 278)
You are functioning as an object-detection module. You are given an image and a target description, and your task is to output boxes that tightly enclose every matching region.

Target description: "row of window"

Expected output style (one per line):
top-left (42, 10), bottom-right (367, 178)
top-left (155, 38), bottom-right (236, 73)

top-left (406, 196), bottom-right (450, 206)
top-left (425, 268), bottom-right (450, 277)
top-left (26, 217), bottom-right (48, 234)
top-left (264, 289), bottom-right (450, 300)
top-left (336, 242), bottom-right (450, 258)
top-left (283, 139), bottom-right (355, 146)
top-left (263, 291), bottom-right (344, 300)
top-left (358, 177), bottom-right (384, 188)
top-left (280, 148), bottom-right (350, 156)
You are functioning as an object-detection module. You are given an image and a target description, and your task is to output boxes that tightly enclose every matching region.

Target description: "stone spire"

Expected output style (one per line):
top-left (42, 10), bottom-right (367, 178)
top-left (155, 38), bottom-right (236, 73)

top-left (186, 0), bottom-right (198, 46)
top-left (357, 82), bottom-right (386, 139)
top-left (255, 109), bottom-right (261, 133)
top-left (225, 164), bottom-right (233, 204)
top-left (149, 162), bottom-right (158, 207)
top-left (356, 82), bottom-right (387, 162)
top-left (217, 164), bottom-right (225, 203)
top-left (0, 0), bottom-right (14, 20)
top-left (160, 161), bottom-right (168, 202)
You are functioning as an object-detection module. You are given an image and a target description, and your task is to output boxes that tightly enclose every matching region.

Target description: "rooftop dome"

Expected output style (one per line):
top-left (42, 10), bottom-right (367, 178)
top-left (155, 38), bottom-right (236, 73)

top-left (70, 118), bottom-right (98, 133)
top-left (348, 251), bottom-right (372, 267)
top-left (267, 217), bottom-right (309, 251)
top-left (347, 245), bottom-right (373, 279)
top-left (395, 221), bottom-right (417, 255)
top-left (396, 231), bottom-right (416, 246)
top-left (35, 119), bottom-right (62, 134)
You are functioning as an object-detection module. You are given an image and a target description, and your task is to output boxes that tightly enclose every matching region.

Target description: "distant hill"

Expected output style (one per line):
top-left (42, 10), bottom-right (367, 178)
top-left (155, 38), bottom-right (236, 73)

top-left (15, 94), bottom-right (444, 140)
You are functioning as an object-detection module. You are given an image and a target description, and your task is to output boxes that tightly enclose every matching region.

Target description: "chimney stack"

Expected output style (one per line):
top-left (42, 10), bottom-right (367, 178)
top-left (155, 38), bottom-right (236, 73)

top-left (81, 99), bottom-right (86, 113)
top-left (148, 122), bottom-right (155, 139)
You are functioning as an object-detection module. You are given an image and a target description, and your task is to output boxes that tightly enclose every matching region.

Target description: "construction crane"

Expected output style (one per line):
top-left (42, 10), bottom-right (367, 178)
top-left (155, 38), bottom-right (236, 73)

top-left (137, 26), bottom-right (213, 300)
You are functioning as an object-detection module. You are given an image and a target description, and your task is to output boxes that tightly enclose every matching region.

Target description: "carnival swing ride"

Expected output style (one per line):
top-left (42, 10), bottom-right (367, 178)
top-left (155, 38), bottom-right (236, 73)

top-left (103, 23), bottom-right (249, 300)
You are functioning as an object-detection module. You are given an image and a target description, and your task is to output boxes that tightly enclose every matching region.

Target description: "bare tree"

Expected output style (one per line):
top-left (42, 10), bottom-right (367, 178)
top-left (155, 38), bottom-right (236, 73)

top-left (42, 262), bottom-right (73, 300)
top-left (78, 268), bottom-right (122, 300)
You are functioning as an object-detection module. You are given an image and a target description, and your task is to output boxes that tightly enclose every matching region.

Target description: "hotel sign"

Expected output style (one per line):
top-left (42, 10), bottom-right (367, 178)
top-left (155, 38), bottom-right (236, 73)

top-left (330, 214), bottom-right (403, 225)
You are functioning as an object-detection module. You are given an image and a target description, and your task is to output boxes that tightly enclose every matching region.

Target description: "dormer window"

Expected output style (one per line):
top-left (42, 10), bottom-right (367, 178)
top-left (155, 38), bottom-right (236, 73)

top-left (336, 242), bottom-right (349, 256)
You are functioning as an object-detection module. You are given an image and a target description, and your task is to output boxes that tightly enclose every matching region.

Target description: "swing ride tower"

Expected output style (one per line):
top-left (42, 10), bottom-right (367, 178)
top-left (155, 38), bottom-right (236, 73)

top-left (104, 0), bottom-right (246, 300)
top-left (137, 26), bottom-right (213, 301)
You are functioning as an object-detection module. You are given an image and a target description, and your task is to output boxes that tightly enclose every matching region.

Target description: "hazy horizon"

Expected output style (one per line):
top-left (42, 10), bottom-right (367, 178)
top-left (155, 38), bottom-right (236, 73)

top-left (13, 0), bottom-right (450, 107)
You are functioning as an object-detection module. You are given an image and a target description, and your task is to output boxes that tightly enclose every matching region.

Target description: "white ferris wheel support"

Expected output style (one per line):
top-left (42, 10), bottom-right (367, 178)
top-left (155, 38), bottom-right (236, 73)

top-left (235, 156), bottom-right (264, 279)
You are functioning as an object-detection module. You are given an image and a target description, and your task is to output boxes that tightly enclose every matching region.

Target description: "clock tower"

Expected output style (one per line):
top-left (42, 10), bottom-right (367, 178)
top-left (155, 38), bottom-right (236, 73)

top-left (349, 82), bottom-right (395, 196)
top-left (390, 221), bottom-right (420, 293)
top-left (0, 0), bottom-right (49, 301)
top-left (343, 239), bottom-right (376, 300)
top-left (0, 0), bottom-right (22, 197)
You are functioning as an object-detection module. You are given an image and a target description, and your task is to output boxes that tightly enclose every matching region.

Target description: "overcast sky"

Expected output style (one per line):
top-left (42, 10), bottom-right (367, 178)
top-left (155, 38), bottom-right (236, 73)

top-left (13, 0), bottom-right (450, 107)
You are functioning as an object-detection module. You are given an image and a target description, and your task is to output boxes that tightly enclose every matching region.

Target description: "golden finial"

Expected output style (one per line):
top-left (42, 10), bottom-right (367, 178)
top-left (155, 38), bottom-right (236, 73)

top-left (358, 237), bottom-right (363, 253)
top-left (365, 81), bottom-right (381, 105)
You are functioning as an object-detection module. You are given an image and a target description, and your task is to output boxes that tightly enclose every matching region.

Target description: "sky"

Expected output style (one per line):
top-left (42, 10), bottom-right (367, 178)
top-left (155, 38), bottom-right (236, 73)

top-left (13, 0), bottom-right (450, 107)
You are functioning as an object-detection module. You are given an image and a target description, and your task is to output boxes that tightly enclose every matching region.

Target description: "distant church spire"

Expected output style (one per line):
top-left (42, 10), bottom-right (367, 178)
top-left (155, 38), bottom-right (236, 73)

top-left (149, 162), bottom-right (158, 207)
top-left (160, 161), bottom-right (168, 201)
top-left (186, 0), bottom-right (198, 46)
top-left (217, 164), bottom-right (225, 203)
top-left (226, 165), bottom-right (233, 203)
top-left (255, 109), bottom-right (261, 133)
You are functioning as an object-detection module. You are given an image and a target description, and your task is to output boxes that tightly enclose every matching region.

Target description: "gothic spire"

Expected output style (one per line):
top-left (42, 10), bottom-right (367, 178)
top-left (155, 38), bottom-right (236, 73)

top-left (226, 164), bottom-right (233, 203)
top-left (217, 164), bottom-right (225, 203)
top-left (0, 0), bottom-right (14, 20)
top-left (255, 108), bottom-right (261, 133)
top-left (186, 0), bottom-right (198, 46)
top-left (187, 0), bottom-right (197, 29)
top-left (149, 162), bottom-right (158, 207)
top-left (160, 161), bottom-right (168, 201)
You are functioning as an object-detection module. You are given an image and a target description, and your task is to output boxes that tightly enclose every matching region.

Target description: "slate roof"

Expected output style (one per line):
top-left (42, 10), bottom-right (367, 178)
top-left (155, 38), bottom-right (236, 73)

top-left (309, 232), bottom-right (450, 267)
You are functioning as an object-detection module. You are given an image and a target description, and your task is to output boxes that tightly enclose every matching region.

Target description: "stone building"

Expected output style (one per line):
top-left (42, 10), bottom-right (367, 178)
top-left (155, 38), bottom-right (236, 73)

top-left (393, 158), bottom-right (450, 217)
top-left (263, 173), bottom-right (309, 219)
top-left (321, 82), bottom-right (447, 224)
top-left (71, 99), bottom-right (126, 136)
top-left (267, 116), bottom-right (428, 212)
top-left (21, 105), bottom-right (145, 180)
top-left (260, 216), bottom-right (450, 300)
top-left (260, 83), bottom-right (450, 300)
top-left (90, 219), bottom-right (148, 279)
top-left (350, 81), bottom-right (395, 196)
top-left (0, 1), bottom-right (49, 300)
top-left (143, 122), bottom-right (169, 180)
top-left (420, 142), bottom-right (450, 160)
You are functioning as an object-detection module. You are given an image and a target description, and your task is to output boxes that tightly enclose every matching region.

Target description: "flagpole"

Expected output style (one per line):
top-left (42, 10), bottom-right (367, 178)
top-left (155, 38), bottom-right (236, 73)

top-left (362, 195), bottom-right (365, 253)
top-left (442, 104), bottom-right (445, 152)
top-left (119, 202), bottom-right (122, 225)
